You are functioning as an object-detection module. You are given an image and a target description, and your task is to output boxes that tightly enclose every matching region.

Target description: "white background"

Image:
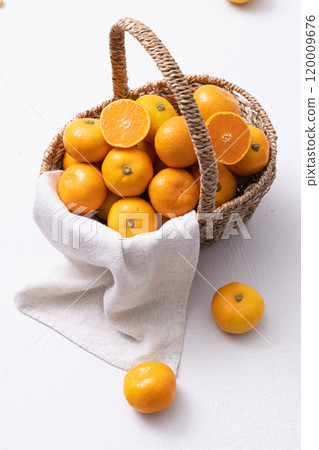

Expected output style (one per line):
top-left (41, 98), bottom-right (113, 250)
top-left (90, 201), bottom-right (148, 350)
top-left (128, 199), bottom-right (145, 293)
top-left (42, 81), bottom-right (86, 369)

top-left (0, 0), bottom-right (300, 449)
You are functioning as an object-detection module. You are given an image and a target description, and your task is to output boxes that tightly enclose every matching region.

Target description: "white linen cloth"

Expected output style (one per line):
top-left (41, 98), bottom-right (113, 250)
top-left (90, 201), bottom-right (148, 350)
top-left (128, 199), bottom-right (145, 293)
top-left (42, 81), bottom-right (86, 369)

top-left (14, 171), bottom-right (200, 373)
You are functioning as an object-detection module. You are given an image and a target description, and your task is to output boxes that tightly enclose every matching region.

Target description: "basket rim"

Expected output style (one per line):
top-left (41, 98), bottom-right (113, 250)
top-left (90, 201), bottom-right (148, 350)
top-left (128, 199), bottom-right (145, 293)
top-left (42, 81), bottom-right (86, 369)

top-left (39, 74), bottom-right (277, 232)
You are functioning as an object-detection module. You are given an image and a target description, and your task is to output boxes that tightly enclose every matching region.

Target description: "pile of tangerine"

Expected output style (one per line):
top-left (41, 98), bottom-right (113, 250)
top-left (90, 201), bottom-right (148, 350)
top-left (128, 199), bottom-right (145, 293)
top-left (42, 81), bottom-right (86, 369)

top-left (58, 85), bottom-right (270, 237)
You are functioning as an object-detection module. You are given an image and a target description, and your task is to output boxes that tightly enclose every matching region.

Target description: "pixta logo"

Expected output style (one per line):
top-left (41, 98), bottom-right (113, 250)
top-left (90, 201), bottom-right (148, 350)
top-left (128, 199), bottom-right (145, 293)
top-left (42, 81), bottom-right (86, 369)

top-left (198, 212), bottom-right (252, 240)
top-left (51, 204), bottom-right (98, 250)
top-left (116, 211), bottom-right (251, 240)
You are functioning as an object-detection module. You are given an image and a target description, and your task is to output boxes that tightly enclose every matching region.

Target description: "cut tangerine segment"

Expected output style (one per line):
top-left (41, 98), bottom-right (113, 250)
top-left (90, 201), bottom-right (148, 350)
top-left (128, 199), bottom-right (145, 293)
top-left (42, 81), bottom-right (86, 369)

top-left (206, 112), bottom-right (251, 165)
top-left (100, 99), bottom-right (151, 148)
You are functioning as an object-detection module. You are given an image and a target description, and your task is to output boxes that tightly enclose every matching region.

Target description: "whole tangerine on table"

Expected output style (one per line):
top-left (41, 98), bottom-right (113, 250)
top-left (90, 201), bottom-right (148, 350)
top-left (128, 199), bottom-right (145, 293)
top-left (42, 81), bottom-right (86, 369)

top-left (101, 148), bottom-right (153, 197)
top-left (100, 99), bottom-right (151, 148)
top-left (211, 282), bottom-right (265, 334)
top-left (229, 126), bottom-right (270, 176)
top-left (108, 197), bottom-right (157, 238)
top-left (155, 116), bottom-right (198, 168)
top-left (194, 85), bottom-right (241, 121)
top-left (148, 168), bottom-right (199, 218)
top-left (136, 94), bottom-right (178, 143)
top-left (63, 118), bottom-right (112, 163)
top-left (228, 0), bottom-right (251, 4)
top-left (123, 362), bottom-right (176, 413)
top-left (58, 164), bottom-right (107, 214)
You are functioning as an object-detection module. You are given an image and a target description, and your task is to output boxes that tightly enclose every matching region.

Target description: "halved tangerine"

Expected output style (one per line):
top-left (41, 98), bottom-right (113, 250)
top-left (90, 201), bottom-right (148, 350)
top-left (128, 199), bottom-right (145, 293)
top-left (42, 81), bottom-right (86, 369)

top-left (206, 112), bottom-right (251, 165)
top-left (100, 99), bottom-right (151, 148)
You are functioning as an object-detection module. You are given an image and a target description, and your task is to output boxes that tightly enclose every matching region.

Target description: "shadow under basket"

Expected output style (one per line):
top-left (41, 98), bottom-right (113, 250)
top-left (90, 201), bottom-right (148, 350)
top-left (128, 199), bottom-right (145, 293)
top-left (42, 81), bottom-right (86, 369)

top-left (39, 18), bottom-right (277, 247)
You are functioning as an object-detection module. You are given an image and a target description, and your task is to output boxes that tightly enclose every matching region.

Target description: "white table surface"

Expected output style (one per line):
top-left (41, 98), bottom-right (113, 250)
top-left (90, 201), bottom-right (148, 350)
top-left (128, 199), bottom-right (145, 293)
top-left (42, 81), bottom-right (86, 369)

top-left (0, 0), bottom-right (300, 449)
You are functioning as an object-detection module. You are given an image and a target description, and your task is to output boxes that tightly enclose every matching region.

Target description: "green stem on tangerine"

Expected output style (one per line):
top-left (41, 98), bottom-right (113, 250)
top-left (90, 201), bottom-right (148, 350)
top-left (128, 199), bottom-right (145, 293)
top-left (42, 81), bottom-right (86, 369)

top-left (235, 294), bottom-right (243, 302)
top-left (123, 165), bottom-right (132, 175)
top-left (217, 182), bottom-right (221, 192)
top-left (156, 103), bottom-right (165, 111)
top-left (251, 142), bottom-right (260, 151)
top-left (85, 119), bottom-right (95, 125)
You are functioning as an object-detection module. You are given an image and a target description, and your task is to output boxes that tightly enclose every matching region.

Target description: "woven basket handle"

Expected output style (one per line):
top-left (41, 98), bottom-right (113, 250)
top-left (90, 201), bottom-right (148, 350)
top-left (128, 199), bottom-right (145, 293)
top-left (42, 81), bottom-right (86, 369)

top-left (109, 17), bottom-right (217, 215)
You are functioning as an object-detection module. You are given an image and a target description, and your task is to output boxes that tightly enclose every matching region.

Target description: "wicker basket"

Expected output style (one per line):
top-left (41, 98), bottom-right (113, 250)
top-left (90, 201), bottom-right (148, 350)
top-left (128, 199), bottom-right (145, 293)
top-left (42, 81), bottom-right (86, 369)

top-left (40, 18), bottom-right (277, 247)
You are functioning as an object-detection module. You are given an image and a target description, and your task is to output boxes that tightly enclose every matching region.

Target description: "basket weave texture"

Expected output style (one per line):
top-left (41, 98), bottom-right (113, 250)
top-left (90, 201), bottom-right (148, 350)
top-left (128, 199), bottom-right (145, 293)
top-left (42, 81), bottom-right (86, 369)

top-left (40, 18), bottom-right (277, 247)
